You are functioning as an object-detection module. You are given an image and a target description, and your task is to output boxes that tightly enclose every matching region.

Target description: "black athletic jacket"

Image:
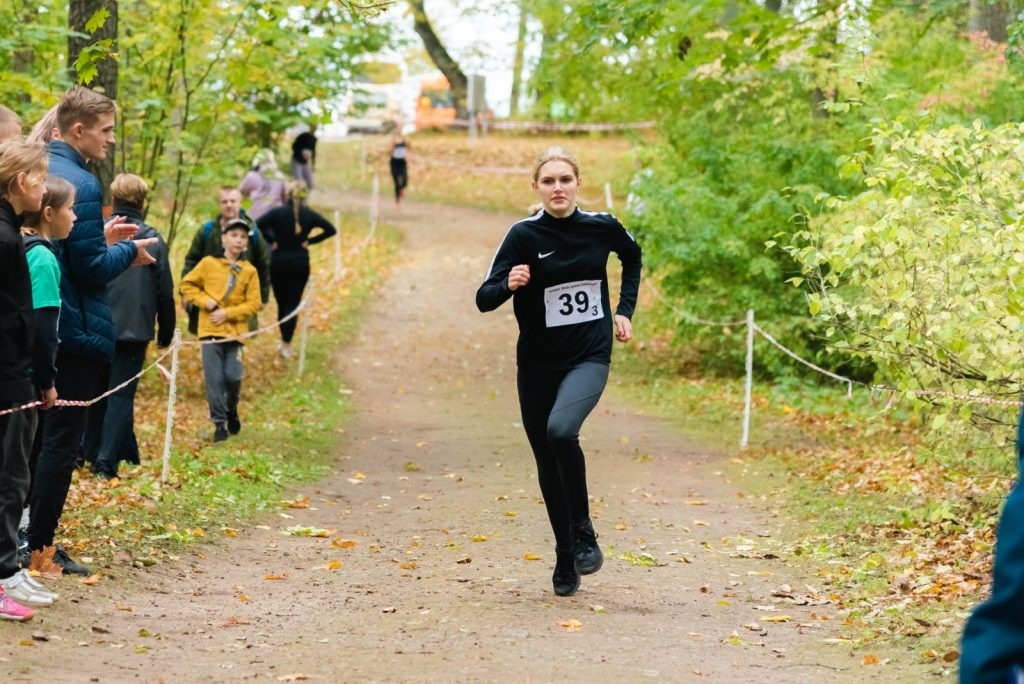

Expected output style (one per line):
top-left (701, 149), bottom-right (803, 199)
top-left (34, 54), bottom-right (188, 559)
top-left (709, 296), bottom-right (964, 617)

top-left (476, 207), bottom-right (642, 371)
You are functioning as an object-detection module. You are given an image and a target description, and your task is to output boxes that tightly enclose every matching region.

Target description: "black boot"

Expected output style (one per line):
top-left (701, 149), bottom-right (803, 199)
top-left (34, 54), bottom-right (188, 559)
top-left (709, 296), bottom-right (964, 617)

top-left (553, 546), bottom-right (580, 597)
top-left (571, 520), bottom-right (603, 575)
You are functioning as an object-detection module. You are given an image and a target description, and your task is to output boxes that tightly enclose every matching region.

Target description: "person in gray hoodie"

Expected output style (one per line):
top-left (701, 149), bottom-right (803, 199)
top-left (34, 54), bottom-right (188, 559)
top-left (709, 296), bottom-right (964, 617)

top-left (82, 174), bottom-right (175, 480)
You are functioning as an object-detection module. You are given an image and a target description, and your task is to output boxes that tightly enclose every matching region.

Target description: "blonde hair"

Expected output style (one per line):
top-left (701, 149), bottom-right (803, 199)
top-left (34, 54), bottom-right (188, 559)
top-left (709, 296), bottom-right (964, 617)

top-left (531, 146), bottom-right (581, 182)
top-left (56, 86), bottom-right (115, 134)
top-left (0, 105), bottom-right (22, 141)
top-left (110, 173), bottom-right (149, 208)
top-left (27, 104), bottom-right (60, 144)
top-left (0, 139), bottom-right (47, 201)
top-left (21, 176), bottom-right (75, 232)
top-left (286, 179), bottom-right (307, 235)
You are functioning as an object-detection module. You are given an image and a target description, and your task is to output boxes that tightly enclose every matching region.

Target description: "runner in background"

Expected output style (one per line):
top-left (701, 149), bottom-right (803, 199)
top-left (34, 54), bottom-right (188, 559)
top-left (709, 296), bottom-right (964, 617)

top-left (388, 130), bottom-right (409, 207)
top-left (475, 146), bottom-right (642, 597)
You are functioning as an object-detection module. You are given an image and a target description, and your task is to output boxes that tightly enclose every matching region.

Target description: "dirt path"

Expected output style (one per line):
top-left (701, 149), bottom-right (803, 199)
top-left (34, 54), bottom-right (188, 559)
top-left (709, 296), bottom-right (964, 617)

top-left (1, 191), bottom-right (929, 683)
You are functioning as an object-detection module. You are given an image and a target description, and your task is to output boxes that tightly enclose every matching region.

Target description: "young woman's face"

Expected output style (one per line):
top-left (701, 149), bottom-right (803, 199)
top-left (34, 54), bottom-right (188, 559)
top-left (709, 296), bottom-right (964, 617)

top-left (48, 197), bottom-right (77, 240)
top-left (532, 160), bottom-right (580, 218)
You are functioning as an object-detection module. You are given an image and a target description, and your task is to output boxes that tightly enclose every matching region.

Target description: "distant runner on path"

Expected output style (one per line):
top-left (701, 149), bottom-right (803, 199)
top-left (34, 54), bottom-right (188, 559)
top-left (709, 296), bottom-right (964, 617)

top-left (475, 146), bottom-right (642, 598)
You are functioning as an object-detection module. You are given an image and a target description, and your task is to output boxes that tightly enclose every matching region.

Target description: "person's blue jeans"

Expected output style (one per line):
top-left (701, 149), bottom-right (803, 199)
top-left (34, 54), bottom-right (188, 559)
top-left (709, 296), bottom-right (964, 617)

top-left (961, 405), bottom-right (1024, 683)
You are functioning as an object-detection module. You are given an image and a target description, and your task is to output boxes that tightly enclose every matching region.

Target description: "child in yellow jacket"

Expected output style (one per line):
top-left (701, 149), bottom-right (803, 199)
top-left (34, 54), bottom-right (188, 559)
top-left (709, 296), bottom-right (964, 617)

top-left (179, 219), bottom-right (261, 442)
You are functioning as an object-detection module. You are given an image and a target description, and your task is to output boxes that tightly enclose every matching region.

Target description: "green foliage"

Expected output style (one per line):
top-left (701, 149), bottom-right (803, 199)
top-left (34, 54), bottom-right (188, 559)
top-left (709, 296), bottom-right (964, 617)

top-left (0, 1), bottom-right (394, 244)
top-left (784, 118), bottom-right (1024, 454)
top-left (527, 0), bottom-right (1024, 390)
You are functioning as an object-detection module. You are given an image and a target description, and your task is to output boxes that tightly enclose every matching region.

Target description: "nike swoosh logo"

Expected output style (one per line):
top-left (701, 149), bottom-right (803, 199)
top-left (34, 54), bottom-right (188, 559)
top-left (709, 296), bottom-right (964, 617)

top-left (538, 251), bottom-right (555, 259)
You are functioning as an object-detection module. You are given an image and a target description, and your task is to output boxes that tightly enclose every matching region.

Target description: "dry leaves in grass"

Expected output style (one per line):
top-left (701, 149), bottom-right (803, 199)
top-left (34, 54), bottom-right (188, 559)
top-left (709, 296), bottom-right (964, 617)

top-left (27, 546), bottom-right (63, 580)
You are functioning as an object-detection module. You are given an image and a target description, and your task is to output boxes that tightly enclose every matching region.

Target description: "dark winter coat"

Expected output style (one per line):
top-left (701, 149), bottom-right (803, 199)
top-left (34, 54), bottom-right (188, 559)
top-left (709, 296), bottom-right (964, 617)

top-left (48, 140), bottom-right (136, 360)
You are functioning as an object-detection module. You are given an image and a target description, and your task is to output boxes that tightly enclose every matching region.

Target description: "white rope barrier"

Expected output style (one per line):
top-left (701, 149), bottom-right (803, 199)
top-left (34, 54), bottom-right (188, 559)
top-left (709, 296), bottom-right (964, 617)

top-left (644, 283), bottom-right (1023, 448)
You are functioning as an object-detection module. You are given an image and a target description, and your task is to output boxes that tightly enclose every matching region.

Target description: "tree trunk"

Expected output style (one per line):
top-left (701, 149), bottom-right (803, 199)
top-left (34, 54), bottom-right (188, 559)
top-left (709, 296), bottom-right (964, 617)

top-left (68, 0), bottom-right (119, 201)
top-left (407, 0), bottom-right (468, 120)
top-left (970, 0), bottom-right (1009, 42)
top-left (509, 0), bottom-right (528, 117)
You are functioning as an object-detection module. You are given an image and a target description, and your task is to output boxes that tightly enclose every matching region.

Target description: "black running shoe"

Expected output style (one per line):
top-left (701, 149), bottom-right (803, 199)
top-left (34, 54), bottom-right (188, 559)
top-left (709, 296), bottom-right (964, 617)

top-left (571, 520), bottom-right (603, 575)
top-left (213, 425), bottom-right (229, 442)
top-left (226, 412), bottom-right (241, 435)
top-left (52, 545), bottom-right (91, 576)
top-left (552, 546), bottom-right (580, 597)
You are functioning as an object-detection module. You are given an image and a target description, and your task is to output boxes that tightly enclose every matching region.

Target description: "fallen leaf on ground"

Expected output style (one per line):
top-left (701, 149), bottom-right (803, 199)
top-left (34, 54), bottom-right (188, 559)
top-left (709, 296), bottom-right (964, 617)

top-left (558, 619), bottom-right (583, 632)
top-left (331, 537), bottom-right (358, 548)
top-left (761, 615), bottom-right (791, 623)
top-left (264, 573), bottom-right (288, 580)
top-left (283, 495), bottom-right (310, 509)
top-left (283, 526), bottom-right (336, 537)
top-left (323, 560), bottom-right (343, 571)
top-left (523, 552), bottom-right (541, 561)
top-left (277, 675), bottom-right (308, 682)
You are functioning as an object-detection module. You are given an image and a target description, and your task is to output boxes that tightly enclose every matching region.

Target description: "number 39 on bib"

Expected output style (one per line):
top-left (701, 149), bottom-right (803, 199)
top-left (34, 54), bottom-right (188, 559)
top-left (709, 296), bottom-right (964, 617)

top-left (543, 280), bottom-right (604, 328)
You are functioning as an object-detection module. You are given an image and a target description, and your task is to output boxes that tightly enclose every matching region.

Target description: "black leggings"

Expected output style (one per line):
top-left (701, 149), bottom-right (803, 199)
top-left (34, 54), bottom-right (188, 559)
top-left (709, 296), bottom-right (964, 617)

top-left (517, 362), bottom-right (609, 550)
top-left (270, 256), bottom-right (310, 344)
top-left (390, 158), bottom-right (407, 201)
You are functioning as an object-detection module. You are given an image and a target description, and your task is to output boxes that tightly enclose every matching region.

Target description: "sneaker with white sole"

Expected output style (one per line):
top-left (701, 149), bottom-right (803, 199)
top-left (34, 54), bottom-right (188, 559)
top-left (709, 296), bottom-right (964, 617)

top-left (0, 587), bottom-right (33, 621)
top-left (0, 570), bottom-right (53, 607)
top-left (15, 570), bottom-right (58, 602)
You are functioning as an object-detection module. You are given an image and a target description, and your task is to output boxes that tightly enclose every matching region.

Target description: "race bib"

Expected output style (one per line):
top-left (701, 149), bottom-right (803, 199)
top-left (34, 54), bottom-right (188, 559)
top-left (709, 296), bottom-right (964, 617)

top-left (543, 280), bottom-right (604, 328)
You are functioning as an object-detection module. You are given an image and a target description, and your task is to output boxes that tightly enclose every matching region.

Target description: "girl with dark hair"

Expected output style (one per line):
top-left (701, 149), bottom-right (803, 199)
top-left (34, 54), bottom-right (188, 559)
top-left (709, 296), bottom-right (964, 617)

top-left (256, 180), bottom-right (336, 358)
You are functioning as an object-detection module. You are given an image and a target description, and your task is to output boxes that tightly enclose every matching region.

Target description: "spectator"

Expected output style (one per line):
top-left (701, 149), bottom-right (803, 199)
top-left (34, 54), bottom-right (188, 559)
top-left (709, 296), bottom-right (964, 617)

top-left (20, 176), bottom-right (77, 551)
top-left (26, 86), bottom-right (156, 577)
top-left (179, 220), bottom-right (261, 442)
top-left (82, 174), bottom-right (176, 480)
top-left (290, 123), bottom-right (317, 191)
top-left (0, 139), bottom-right (60, 618)
top-left (239, 148), bottom-right (287, 221)
top-left (181, 186), bottom-right (269, 335)
top-left (960, 406), bottom-right (1024, 683)
top-left (256, 180), bottom-right (336, 358)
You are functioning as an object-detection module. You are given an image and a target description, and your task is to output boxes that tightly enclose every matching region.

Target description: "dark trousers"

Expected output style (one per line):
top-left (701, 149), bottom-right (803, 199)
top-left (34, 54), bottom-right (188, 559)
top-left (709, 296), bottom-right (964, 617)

top-left (270, 257), bottom-right (310, 344)
top-left (201, 341), bottom-right (243, 426)
top-left (961, 405), bottom-right (1024, 683)
top-left (390, 158), bottom-right (408, 201)
top-left (517, 362), bottom-right (609, 550)
top-left (28, 353), bottom-right (109, 551)
top-left (0, 404), bottom-right (36, 577)
top-left (82, 340), bottom-right (148, 475)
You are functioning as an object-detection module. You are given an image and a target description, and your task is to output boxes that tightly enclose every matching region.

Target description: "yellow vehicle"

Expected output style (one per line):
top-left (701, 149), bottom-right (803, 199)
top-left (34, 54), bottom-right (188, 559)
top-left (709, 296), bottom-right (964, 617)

top-left (414, 73), bottom-right (456, 130)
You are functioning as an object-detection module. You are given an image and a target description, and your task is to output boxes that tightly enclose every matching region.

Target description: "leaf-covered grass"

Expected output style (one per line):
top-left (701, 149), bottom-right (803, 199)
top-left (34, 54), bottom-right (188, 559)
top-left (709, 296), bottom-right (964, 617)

top-left (58, 208), bottom-right (399, 568)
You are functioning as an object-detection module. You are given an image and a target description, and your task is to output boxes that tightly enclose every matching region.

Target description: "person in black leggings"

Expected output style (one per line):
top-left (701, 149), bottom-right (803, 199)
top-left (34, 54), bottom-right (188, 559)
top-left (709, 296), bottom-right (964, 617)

top-left (388, 131), bottom-right (409, 207)
top-left (256, 180), bottom-right (336, 358)
top-left (476, 146), bottom-right (642, 597)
